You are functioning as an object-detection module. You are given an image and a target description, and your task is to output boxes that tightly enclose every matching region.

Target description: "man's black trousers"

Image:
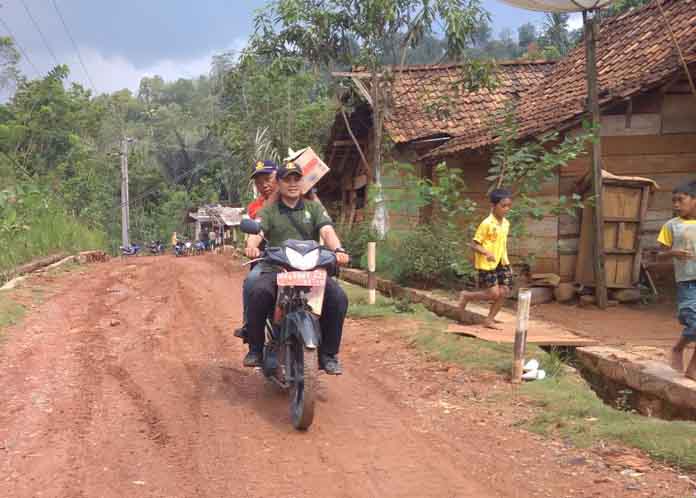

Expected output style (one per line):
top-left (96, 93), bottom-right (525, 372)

top-left (246, 272), bottom-right (348, 356)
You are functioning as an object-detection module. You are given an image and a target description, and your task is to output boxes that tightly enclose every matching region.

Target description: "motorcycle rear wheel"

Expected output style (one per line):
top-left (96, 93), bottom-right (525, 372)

top-left (289, 339), bottom-right (317, 430)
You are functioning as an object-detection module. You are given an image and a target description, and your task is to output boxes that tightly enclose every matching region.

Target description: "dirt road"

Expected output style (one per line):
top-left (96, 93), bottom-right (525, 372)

top-left (0, 255), bottom-right (691, 497)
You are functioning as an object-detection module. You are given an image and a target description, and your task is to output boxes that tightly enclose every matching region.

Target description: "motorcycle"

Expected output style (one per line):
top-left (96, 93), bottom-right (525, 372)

top-left (194, 240), bottom-right (206, 255)
top-left (120, 243), bottom-right (140, 256)
top-left (174, 240), bottom-right (185, 257)
top-left (184, 240), bottom-right (193, 256)
top-left (149, 240), bottom-right (164, 255)
top-left (240, 218), bottom-right (339, 430)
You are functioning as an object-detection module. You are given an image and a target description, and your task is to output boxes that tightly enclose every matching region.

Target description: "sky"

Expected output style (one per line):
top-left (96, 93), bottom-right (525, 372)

top-left (0, 1), bottom-right (580, 95)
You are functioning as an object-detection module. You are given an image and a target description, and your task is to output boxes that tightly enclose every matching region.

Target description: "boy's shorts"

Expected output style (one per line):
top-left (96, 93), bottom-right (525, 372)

top-left (478, 264), bottom-right (513, 289)
top-left (677, 280), bottom-right (696, 341)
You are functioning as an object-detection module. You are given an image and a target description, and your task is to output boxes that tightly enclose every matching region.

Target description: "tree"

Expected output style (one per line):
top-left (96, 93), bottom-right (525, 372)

top-left (539, 13), bottom-right (571, 58)
top-left (517, 23), bottom-right (537, 53)
top-left (605, 0), bottom-right (650, 16)
top-left (211, 53), bottom-right (335, 204)
top-left (252, 0), bottom-right (489, 236)
top-left (0, 37), bottom-right (20, 93)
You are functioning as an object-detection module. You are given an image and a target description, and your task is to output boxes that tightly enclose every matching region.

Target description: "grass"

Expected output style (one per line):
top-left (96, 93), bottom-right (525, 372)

top-left (341, 281), bottom-right (696, 470)
top-left (522, 375), bottom-right (696, 469)
top-left (0, 206), bottom-right (106, 278)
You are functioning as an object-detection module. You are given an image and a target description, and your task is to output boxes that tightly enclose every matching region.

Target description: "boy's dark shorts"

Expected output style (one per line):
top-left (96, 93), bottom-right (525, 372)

top-left (677, 280), bottom-right (696, 342)
top-left (478, 264), bottom-right (514, 289)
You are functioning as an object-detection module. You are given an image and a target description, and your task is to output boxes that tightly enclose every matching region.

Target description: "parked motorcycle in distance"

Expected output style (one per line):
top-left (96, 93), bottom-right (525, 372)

top-left (149, 240), bottom-right (164, 255)
top-left (240, 218), bottom-right (341, 431)
top-left (194, 240), bottom-right (206, 255)
top-left (174, 240), bottom-right (185, 257)
top-left (120, 243), bottom-right (141, 256)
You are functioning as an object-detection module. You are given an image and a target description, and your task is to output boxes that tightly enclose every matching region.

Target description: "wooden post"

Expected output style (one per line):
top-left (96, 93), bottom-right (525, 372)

top-left (584, 10), bottom-right (608, 309)
top-left (512, 288), bottom-right (532, 384)
top-left (367, 242), bottom-right (377, 305)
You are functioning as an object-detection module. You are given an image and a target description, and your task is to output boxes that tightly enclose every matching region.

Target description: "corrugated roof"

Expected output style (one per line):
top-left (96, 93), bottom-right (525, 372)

top-left (427, 0), bottom-right (696, 160)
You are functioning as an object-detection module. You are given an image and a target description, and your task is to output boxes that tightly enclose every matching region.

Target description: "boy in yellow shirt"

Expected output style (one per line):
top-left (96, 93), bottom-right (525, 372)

top-left (459, 189), bottom-right (513, 329)
top-left (657, 180), bottom-right (696, 380)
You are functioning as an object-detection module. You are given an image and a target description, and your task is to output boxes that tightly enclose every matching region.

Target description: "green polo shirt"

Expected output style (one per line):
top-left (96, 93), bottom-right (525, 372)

top-left (259, 198), bottom-right (333, 248)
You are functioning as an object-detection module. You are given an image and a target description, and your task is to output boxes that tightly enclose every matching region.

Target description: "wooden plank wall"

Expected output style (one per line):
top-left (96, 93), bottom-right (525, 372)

top-left (445, 154), bottom-right (560, 274)
top-left (560, 133), bottom-right (696, 282)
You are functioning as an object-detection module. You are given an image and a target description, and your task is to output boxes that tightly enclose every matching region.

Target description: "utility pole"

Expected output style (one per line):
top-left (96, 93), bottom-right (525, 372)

top-left (584, 10), bottom-right (608, 309)
top-left (120, 137), bottom-right (130, 248)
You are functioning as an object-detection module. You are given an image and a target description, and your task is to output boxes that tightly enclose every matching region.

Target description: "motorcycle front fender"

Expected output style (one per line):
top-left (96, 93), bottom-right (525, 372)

top-left (282, 310), bottom-right (320, 350)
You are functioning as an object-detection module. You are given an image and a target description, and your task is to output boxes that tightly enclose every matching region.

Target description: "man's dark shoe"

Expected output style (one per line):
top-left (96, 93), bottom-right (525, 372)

top-left (320, 354), bottom-right (343, 375)
top-left (243, 350), bottom-right (262, 368)
top-left (234, 326), bottom-right (247, 339)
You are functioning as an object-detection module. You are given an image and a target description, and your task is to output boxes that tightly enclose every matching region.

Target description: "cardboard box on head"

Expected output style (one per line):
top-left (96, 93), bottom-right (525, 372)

top-left (285, 147), bottom-right (330, 194)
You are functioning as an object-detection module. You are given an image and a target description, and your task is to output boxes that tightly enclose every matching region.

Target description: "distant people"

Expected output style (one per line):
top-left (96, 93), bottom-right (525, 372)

top-left (458, 189), bottom-right (514, 330)
top-left (658, 180), bottom-right (696, 380)
top-left (209, 229), bottom-right (217, 251)
top-left (171, 231), bottom-right (178, 247)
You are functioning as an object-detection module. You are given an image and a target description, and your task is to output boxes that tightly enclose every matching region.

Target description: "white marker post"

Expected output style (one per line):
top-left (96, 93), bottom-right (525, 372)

top-left (512, 288), bottom-right (532, 384)
top-left (367, 242), bottom-right (377, 305)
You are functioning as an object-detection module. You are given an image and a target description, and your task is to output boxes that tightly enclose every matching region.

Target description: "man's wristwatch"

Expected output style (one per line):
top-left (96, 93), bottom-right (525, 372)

top-left (334, 247), bottom-right (347, 254)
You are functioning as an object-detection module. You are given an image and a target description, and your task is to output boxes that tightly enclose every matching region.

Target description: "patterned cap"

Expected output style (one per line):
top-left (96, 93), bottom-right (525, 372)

top-left (251, 160), bottom-right (278, 179)
top-left (277, 161), bottom-right (304, 179)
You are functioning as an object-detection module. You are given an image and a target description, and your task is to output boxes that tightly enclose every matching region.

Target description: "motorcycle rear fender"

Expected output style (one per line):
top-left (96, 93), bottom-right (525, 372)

top-left (283, 310), bottom-right (320, 350)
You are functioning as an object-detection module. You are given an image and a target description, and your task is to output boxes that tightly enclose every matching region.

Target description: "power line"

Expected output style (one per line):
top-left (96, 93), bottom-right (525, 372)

top-left (0, 14), bottom-right (41, 77)
top-left (20, 0), bottom-right (60, 67)
top-left (51, 0), bottom-right (98, 94)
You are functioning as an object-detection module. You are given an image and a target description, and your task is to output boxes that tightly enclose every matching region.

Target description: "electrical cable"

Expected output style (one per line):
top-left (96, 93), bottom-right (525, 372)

top-left (19, 0), bottom-right (60, 67)
top-left (51, 0), bottom-right (98, 94)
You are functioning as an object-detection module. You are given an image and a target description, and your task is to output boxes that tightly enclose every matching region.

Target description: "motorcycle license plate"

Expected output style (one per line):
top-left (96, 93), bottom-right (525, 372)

top-left (277, 269), bottom-right (327, 315)
top-left (276, 270), bottom-right (327, 287)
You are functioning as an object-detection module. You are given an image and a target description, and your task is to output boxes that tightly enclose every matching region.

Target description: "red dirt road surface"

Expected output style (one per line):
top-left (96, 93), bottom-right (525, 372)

top-left (0, 255), bottom-right (692, 498)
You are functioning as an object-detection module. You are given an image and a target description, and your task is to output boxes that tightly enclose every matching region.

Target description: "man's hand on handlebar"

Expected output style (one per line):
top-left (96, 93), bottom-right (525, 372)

top-left (245, 247), bottom-right (261, 259)
top-left (335, 252), bottom-right (350, 266)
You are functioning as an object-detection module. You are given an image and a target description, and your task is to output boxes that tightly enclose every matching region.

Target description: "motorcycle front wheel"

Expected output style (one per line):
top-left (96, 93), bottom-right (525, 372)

top-left (288, 338), bottom-right (317, 430)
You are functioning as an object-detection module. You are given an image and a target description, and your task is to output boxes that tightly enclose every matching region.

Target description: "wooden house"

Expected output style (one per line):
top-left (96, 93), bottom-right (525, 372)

top-left (187, 205), bottom-right (243, 243)
top-left (319, 60), bottom-right (556, 227)
top-left (424, 0), bottom-right (696, 284)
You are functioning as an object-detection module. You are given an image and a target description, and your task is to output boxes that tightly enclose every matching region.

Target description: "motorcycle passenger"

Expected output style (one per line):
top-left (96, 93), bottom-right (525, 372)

top-left (244, 161), bottom-right (350, 375)
top-left (234, 160), bottom-right (279, 340)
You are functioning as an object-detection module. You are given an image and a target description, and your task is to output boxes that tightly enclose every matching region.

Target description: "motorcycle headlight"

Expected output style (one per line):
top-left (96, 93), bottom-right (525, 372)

top-left (185, 242), bottom-right (191, 248)
top-left (285, 247), bottom-right (319, 271)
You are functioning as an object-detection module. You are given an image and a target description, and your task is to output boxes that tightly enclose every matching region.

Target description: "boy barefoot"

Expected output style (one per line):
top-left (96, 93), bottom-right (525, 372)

top-left (657, 180), bottom-right (696, 380)
top-left (459, 189), bottom-right (513, 330)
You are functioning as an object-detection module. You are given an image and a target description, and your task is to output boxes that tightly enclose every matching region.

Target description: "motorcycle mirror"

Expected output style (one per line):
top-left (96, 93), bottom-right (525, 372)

top-left (240, 219), bottom-right (261, 235)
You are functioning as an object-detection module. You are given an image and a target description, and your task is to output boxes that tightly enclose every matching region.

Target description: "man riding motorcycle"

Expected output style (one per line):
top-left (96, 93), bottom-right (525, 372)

top-left (244, 161), bottom-right (350, 375)
top-left (234, 160), bottom-right (279, 340)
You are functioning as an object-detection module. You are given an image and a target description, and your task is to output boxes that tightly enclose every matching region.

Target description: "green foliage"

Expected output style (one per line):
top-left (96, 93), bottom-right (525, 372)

top-left (0, 184), bottom-right (107, 275)
top-left (253, 0), bottom-right (490, 70)
top-left (0, 36), bottom-right (20, 92)
top-left (387, 226), bottom-right (469, 287)
top-left (487, 103), bottom-right (594, 263)
top-left (604, 0), bottom-right (650, 16)
top-left (335, 221), bottom-right (380, 268)
top-left (385, 161), bottom-right (477, 284)
top-left (523, 375), bottom-right (696, 469)
top-left (214, 53), bottom-right (335, 206)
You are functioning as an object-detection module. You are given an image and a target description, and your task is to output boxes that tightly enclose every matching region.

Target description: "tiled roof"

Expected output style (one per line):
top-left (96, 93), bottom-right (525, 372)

top-left (383, 60), bottom-right (556, 143)
top-left (427, 0), bottom-right (696, 160)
